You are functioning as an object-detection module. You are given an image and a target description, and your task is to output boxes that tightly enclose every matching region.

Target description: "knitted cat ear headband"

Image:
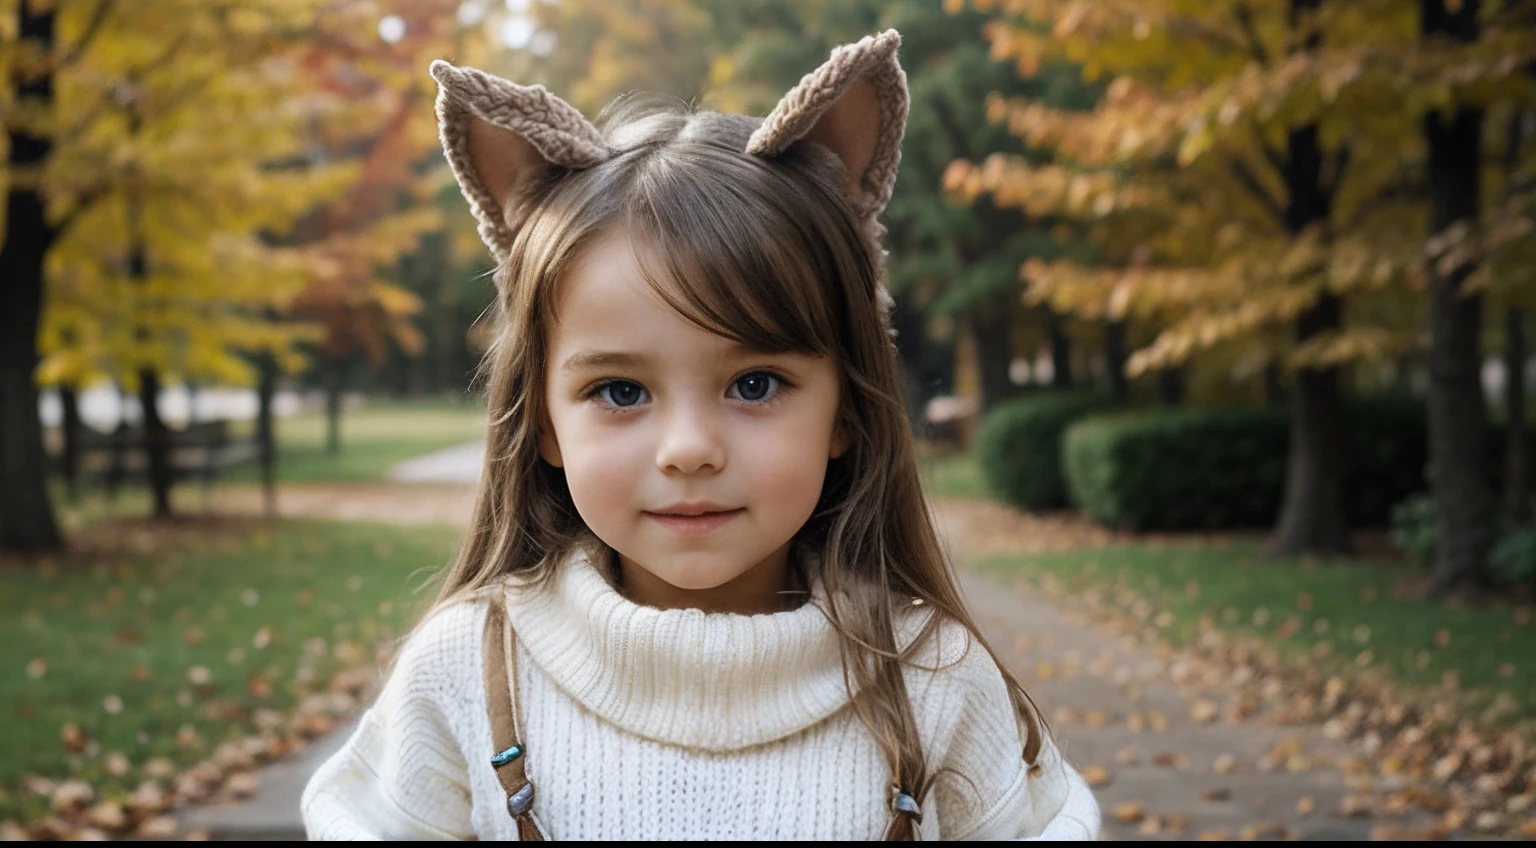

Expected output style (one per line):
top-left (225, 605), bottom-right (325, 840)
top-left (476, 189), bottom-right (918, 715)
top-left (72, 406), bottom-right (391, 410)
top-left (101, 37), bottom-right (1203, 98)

top-left (428, 30), bottom-right (909, 274)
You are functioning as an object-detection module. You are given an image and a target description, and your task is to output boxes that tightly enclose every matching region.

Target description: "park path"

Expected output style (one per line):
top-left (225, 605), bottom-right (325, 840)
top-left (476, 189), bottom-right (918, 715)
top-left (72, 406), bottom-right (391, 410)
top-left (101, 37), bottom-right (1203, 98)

top-left (187, 444), bottom-right (1405, 841)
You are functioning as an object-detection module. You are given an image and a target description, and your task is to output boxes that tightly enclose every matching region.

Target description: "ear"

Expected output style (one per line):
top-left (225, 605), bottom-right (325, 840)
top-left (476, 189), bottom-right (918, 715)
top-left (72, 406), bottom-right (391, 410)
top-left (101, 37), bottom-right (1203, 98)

top-left (746, 30), bottom-right (908, 219)
top-left (538, 424), bottom-right (564, 468)
top-left (829, 417), bottom-right (852, 460)
top-left (429, 61), bottom-right (614, 263)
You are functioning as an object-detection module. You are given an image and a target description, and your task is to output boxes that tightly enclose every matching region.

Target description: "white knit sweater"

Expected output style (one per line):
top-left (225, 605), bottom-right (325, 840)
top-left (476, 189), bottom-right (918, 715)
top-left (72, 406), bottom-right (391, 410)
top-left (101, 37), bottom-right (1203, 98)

top-left (301, 549), bottom-right (1100, 840)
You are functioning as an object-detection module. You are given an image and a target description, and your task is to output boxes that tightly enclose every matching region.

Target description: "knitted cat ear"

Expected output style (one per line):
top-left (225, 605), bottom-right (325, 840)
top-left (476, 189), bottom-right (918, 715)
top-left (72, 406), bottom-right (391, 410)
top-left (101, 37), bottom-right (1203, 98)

top-left (429, 61), bottom-right (614, 262)
top-left (746, 30), bottom-right (908, 220)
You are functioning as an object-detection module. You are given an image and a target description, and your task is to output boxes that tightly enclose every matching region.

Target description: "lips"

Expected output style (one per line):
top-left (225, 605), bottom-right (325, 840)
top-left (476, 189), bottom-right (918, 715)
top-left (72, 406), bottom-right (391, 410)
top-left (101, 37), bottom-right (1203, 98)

top-left (644, 507), bottom-right (745, 536)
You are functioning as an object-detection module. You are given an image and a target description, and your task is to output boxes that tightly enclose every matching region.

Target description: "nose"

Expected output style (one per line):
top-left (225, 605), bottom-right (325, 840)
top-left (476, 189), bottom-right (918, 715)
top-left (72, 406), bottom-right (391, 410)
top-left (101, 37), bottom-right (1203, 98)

top-left (655, 405), bottom-right (725, 476)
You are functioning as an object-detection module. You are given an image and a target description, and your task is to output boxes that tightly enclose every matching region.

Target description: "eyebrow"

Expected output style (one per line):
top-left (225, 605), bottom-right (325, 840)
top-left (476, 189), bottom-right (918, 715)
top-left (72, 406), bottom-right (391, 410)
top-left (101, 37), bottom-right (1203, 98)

top-left (560, 344), bottom-right (781, 371)
top-left (560, 350), bottom-right (649, 371)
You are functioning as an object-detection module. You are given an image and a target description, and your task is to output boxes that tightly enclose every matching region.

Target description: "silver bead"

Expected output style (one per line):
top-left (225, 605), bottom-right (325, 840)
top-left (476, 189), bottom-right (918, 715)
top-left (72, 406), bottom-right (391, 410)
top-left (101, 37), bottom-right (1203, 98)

top-left (507, 782), bottom-right (535, 817)
top-left (893, 791), bottom-right (920, 816)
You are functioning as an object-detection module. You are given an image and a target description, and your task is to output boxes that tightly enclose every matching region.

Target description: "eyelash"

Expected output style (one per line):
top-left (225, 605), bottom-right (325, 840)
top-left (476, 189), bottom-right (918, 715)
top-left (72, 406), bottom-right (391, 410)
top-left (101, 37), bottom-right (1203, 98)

top-left (581, 370), bottom-right (795, 415)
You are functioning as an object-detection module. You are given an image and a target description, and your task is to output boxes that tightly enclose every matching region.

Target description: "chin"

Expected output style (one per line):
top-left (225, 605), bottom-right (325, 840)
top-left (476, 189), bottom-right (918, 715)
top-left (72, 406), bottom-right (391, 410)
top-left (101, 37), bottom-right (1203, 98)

top-left (651, 557), bottom-right (748, 592)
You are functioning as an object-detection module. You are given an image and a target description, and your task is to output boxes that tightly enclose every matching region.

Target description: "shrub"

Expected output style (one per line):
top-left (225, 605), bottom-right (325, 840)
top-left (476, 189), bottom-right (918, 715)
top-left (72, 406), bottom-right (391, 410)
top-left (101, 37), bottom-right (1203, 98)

top-left (1059, 396), bottom-right (1435, 532)
top-left (1061, 408), bottom-right (1289, 531)
top-left (1491, 526), bottom-right (1536, 588)
top-left (1388, 493), bottom-right (1437, 568)
top-left (976, 392), bottom-right (1116, 512)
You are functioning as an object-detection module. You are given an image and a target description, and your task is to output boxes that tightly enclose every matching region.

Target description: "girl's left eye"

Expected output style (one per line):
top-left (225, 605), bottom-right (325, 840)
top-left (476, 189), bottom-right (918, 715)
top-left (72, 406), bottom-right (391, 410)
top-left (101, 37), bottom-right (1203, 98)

top-left (729, 372), bottom-right (780, 403)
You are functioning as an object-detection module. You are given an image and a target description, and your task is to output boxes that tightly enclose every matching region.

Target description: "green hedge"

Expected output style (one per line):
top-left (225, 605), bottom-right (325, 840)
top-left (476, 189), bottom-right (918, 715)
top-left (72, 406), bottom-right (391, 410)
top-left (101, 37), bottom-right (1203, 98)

top-left (1063, 408), bottom-right (1289, 531)
top-left (976, 392), bottom-right (1116, 512)
top-left (1061, 396), bottom-right (1458, 532)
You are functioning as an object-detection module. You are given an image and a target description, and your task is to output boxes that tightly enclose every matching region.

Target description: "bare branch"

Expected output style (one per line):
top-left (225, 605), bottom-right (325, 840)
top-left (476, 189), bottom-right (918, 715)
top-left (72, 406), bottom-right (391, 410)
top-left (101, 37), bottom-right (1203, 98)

top-left (1232, 2), bottom-right (1270, 65)
top-left (58, 0), bottom-right (113, 68)
top-left (1227, 155), bottom-right (1287, 224)
top-left (1323, 137), bottom-right (1353, 208)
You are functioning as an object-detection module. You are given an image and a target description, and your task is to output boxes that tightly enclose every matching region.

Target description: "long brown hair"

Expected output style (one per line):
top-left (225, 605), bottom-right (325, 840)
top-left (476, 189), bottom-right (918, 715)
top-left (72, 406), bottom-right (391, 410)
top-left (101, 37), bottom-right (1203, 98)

top-left (425, 98), bottom-right (1046, 832)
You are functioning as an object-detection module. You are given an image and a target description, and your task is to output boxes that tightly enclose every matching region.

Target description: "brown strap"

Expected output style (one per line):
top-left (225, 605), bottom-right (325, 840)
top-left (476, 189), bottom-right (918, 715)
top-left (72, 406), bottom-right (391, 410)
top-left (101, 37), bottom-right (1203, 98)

top-left (483, 595), bottom-right (546, 841)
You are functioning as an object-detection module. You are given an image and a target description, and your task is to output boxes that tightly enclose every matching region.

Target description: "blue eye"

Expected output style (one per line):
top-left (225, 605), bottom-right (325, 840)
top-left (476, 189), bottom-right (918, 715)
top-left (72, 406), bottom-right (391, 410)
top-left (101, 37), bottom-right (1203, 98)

top-left (730, 373), bottom-right (779, 403)
top-left (598, 381), bottom-right (647, 407)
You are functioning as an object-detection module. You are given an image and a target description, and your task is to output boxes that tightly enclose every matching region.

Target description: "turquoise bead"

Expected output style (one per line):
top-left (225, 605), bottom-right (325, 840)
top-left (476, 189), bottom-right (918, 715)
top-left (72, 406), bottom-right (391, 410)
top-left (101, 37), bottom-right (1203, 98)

top-left (491, 745), bottom-right (523, 768)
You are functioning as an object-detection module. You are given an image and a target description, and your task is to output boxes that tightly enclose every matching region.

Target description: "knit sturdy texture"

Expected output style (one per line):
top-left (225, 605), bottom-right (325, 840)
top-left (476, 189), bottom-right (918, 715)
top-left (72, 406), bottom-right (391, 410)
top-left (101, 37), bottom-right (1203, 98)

top-left (300, 549), bottom-right (1101, 840)
top-left (429, 60), bottom-right (612, 263)
top-left (746, 29), bottom-right (908, 221)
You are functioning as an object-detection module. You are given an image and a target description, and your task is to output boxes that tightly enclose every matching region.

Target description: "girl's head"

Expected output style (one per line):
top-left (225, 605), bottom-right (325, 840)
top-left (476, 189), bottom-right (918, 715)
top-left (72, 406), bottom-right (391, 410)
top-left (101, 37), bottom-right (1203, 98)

top-left (428, 30), bottom-right (1042, 827)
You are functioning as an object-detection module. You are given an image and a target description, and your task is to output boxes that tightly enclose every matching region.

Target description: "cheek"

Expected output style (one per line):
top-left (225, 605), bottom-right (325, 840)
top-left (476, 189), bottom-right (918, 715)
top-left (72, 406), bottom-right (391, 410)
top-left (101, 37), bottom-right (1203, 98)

top-left (740, 413), bottom-right (835, 510)
top-left (557, 417), bottom-right (649, 521)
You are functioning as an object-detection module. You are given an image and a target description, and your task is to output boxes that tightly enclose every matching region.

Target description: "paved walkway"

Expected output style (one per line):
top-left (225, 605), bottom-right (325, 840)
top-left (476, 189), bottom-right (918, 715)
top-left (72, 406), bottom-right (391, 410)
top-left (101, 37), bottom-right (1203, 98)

top-left (183, 444), bottom-right (1419, 840)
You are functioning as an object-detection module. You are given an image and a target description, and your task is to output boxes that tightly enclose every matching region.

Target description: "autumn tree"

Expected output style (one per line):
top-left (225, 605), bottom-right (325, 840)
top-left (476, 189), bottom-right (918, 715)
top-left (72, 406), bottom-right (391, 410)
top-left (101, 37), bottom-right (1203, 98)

top-left (949, 0), bottom-right (1436, 556)
top-left (1, 0), bottom-right (113, 551)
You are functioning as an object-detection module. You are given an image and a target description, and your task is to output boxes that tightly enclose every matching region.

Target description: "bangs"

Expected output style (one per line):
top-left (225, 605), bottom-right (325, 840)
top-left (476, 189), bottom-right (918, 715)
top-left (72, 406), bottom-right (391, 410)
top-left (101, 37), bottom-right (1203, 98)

top-left (623, 141), bottom-right (852, 358)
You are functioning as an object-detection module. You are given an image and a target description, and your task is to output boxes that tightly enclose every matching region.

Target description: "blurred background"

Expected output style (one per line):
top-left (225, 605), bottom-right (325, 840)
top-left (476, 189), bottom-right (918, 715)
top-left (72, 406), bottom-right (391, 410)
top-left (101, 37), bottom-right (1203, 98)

top-left (1, 0), bottom-right (1534, 840)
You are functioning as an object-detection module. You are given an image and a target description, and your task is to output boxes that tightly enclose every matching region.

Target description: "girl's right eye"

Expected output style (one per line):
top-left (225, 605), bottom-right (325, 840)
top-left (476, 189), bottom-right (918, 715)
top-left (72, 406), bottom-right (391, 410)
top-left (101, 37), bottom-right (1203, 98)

top-left (592, 380), bottom-right (648, 409)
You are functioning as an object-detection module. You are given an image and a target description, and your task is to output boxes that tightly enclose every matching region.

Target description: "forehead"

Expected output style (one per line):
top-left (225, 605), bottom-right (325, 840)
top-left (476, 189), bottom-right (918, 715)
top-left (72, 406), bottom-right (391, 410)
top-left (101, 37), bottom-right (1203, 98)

top-left (548, 229), bottom-right (737, 360)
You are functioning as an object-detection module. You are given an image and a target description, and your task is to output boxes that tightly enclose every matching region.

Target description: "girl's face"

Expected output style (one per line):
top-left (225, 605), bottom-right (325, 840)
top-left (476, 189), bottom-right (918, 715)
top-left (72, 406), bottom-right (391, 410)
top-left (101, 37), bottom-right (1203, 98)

top-left (540, 228), bottom-right (848, 613)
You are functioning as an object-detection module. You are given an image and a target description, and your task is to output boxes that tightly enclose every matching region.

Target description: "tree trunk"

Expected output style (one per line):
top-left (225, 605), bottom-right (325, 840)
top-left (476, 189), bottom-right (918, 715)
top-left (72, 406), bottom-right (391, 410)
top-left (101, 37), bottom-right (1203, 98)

top-left (325, 357), bottom-right (345, 456)
top-left (1268, 0), bottom-right (1353, 557)
top-left (127, 185), bottom-right (173, 518)
top-left (1158, 368), bottom-right (1185, 405)
top-left (1103, 319), bottom-right (1128, 403)
top-left (971, 294), bottom-right (1019, 413)
top-left (1263, 362), bottom-right (1287, 406)
top-left (1507, 309), bottom-right (1528, 524)
top-left (1047, 310), bottom-right (1073, 389)
top-left (1271, 295), bottom-right (1354, 555)
top-left (0, 3), bottom-right (62, 554)
top-left (59, 385), bottom-right (81, 502)
top-left (137, 369), bottom-right (174, 518)
top-left (1423, 0), bottom-right (1495, 595)
top-left (256, 351), bottom-right (278, 517)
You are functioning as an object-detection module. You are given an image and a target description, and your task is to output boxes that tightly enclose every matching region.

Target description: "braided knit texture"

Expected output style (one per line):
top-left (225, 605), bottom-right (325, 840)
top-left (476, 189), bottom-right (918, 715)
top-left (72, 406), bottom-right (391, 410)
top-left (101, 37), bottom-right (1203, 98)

top-left (746, 29), bottom-right (908, 220)
top-left (429, 60), bottom-right (613, 261)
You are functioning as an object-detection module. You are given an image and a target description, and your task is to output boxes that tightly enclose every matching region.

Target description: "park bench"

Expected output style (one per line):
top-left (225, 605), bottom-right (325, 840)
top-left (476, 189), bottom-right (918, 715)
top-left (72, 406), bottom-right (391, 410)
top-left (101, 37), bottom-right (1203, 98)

top-left (56, 418), bottom-right (263, 494)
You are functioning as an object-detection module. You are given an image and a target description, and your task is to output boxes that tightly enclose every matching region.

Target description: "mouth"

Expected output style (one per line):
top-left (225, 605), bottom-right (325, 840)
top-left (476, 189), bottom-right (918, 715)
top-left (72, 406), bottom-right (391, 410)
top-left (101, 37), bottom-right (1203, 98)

top-left (644, 508), bottom-right (745, 536)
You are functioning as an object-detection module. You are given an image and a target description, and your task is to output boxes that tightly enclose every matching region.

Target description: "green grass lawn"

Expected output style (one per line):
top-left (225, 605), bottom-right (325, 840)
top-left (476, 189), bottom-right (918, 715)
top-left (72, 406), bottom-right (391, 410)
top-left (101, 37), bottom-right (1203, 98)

top-left (224, 397), bottom-right (488, 484)
top-left (0, 519), bottom-right (463, 822)
top-left (919, 444), bottom-right (1535, 724)
top-left (972, 543), bottom-right (1534, 724)
top-left (917, 446), bottom-right (988, 500)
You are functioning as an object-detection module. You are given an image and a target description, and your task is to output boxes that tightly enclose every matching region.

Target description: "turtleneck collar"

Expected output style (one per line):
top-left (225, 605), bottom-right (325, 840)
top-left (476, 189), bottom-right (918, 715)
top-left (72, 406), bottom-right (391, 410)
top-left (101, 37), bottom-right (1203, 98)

top-left (500, 546), bottom-right (855, 752)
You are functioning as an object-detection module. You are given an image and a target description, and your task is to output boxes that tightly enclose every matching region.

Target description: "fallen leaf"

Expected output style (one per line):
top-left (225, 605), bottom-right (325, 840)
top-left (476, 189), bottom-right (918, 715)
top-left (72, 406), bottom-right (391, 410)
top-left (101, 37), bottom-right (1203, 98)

top-left (1080, 765), bottom-right (1113, 788)
top-left (1190, 699), bottom-right (1219, 724)
top-left (1212, 753), bottom-right (1237, 774)
top-left (135, 816), bottom-right (178, 839)
top-left (1111, 801), bottom-right (1145, 824)
top-left (1296, 796), bottom-right (1316, 815)
top-left (1201, 788), bottom-right (1232, 802)
top-left (60, 723), bottom-right (86, 753)
top-left (51, 780), bottom-right (94, 814)
top-left (85, 801), bottom-right (126, 830)
top-left (26, 658), bottom-right (47, 679)
top-left (1151, 751), bottom-right (1190, 769)
top-left (103, 752), bottom-right (131, 777)
top-left (246, 674), bottom-right (273, 699)
top-left (1434, 628), bottom-right (1451, 648)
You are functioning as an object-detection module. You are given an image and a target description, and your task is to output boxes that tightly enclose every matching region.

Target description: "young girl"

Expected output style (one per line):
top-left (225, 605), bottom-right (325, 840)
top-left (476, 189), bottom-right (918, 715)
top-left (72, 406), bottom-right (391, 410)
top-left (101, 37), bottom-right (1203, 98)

top-left (301, 30), bottom-right (1100, 841)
